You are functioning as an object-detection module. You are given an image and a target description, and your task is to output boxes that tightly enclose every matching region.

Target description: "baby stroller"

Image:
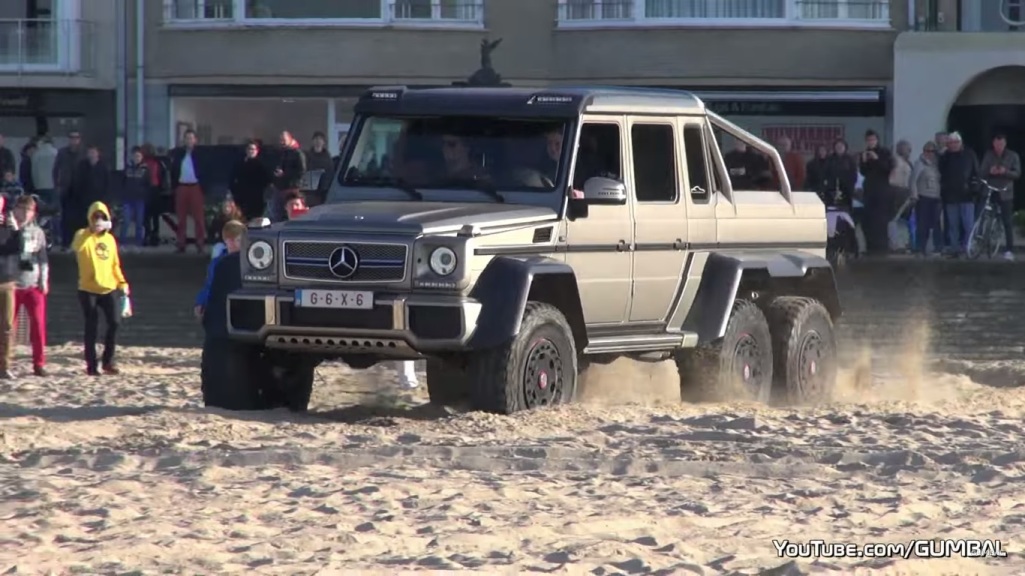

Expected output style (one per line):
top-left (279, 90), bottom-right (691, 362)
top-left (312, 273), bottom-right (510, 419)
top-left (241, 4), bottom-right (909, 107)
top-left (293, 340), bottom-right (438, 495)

top-left (824, 191), bottom-right (858, 267)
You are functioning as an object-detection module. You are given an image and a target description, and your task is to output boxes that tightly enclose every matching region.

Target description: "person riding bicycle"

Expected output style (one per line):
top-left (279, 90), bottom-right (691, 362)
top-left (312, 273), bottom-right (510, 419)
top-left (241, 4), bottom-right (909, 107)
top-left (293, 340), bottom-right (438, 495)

top-left (978, 133), bottom-right (1021, 261)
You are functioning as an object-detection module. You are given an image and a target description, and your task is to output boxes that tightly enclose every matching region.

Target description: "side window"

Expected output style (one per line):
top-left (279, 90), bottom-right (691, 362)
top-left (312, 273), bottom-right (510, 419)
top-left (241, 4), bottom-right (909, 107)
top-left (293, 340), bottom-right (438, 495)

top-left (682, 124), bottom-right (709, 203)
top-left (630, 123), bottom-right (677, 203)
top-left (573, 123), bottom-right (622, 190)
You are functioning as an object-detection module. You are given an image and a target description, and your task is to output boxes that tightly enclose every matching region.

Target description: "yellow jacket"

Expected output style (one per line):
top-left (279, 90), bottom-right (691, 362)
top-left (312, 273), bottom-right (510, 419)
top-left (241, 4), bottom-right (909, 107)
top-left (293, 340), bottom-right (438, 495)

top-left (72, 201), bottom-right (129, 295)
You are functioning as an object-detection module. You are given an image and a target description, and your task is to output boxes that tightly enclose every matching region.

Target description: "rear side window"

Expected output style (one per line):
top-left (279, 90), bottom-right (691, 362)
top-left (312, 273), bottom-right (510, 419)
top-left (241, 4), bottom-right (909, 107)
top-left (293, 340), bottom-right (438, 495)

top-left (631, 123), bottom-right (677, 202)
top-left (682, 124), bottom-right (710, 202)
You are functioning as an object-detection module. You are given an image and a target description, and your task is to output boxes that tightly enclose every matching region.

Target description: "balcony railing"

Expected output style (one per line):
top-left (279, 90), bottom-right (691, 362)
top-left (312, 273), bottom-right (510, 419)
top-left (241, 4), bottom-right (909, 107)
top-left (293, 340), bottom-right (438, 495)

top-left (0, 19), bottom-right (95, 74)
top-left (558, 0), bottom-right (891, 26)
top-left (164, 0), bottom-right (484, 27)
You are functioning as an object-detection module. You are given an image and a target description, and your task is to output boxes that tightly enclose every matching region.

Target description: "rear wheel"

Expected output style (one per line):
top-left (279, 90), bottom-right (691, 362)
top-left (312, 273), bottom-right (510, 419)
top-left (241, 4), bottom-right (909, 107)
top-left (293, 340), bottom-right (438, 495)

top-left (765, 297), bottom-right (837, 406)
top-left (676, 299), bottom-right (773, 404)
top-left (988, 219), bottom-right (1005, 258)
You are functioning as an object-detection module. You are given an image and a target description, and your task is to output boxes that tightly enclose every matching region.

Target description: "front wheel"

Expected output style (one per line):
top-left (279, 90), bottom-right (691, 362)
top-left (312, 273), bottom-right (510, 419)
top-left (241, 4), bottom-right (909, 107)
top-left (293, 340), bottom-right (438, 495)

top-left (466, 302), bottom-right (578, 414)
top-left (262, 352), bottom-right (319, 413)
top-left (966, 214), bottom-right (993, 259)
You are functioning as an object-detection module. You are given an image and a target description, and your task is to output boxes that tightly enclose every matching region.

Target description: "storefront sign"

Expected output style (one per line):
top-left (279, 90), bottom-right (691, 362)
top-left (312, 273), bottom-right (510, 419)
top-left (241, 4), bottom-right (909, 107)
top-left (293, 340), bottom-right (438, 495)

top-left (762, 125), bottom-right (844, 154)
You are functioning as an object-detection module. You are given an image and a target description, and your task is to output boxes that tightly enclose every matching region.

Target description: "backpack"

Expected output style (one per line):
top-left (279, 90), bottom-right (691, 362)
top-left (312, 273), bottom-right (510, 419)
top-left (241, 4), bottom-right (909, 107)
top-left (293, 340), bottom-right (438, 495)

top-left (156, 157), bottom-right (172, 195)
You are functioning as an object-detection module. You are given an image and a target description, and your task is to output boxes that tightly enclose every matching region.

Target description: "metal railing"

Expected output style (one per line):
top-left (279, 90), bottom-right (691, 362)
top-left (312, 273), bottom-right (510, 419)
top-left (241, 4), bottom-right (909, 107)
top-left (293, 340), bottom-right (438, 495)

top-left (165, 0), bottom-right (482, 23)
top-left (390, 1), bottom-right (483, 22)
top-left (558, 0), bottom-right (890, 22)
top-left (0, 19), bottom-right (95, 74)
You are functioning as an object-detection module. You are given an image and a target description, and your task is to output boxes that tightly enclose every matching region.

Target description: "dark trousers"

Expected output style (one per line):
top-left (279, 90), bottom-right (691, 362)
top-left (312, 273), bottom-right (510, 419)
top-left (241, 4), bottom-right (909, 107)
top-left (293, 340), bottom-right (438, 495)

top-left (994, 196), bottom-right (1016, 251)
top-left (914, 197), bottom-right (942, 254)
top-left (145, 195), bottom-right (172, 246)
top-left (78, 290), bottom-right (120, 370)
top-left (60, 197), bottom-right (78, 249)
top-left (864, 184), bottom-right (895, 254)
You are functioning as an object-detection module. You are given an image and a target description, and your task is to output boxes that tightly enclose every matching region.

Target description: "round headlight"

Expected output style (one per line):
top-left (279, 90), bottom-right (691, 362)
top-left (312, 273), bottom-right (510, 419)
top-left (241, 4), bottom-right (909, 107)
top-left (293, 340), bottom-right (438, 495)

top-left (428, 246), bottom-right (457, 276)
top-left (247, 240), bottom-right (274, 271)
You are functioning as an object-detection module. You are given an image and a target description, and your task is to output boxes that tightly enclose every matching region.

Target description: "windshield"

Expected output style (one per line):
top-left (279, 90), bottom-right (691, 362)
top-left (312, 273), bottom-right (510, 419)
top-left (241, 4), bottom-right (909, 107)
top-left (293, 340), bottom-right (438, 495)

top-left (331, 115), bottom-right (569, 201)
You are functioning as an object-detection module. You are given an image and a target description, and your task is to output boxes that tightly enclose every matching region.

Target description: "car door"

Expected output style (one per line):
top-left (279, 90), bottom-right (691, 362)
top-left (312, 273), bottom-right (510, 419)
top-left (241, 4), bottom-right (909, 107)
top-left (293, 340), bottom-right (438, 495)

top-left (626, 116), bottom-right (688, 323)
top-left (563, 116), bottom-right (633, 325)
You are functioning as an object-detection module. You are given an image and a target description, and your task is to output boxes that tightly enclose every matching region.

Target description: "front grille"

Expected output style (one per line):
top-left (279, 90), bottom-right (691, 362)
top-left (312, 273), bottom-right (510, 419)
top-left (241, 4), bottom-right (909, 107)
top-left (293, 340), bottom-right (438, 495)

top-left (278, 302), bottom-right (394, 330)
top-left (283, 241), bottom-right (407, 283)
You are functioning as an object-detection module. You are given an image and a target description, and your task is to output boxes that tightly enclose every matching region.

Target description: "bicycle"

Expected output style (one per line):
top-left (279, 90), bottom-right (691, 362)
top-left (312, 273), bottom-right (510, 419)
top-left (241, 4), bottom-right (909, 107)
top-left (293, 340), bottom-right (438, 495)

top-left (966, 178), bottom-right (1009, 260)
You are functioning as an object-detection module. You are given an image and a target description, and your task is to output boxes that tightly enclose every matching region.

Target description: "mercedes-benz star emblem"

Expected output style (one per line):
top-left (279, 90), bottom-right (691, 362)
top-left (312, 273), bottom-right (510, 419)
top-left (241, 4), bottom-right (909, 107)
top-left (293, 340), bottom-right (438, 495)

top-left (328, 246), bottom-right (360, 279)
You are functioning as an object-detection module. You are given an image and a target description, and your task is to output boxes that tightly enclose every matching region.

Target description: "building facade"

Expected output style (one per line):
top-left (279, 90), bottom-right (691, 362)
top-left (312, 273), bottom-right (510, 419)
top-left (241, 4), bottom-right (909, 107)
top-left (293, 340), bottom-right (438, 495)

top-left (896, 0), bottom-right (1025, 188)
top-left (129, 0), bottom-right (905, 159)
top-left (0, 0), bottom-right (117, 169)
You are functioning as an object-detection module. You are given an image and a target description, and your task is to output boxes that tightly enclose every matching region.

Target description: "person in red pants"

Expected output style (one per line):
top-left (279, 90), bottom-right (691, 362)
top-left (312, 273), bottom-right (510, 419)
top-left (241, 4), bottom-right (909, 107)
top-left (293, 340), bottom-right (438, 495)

top-left (11, 195), bottom-right (48, 376)
top-left (169, 129), bottom-right (206, 253)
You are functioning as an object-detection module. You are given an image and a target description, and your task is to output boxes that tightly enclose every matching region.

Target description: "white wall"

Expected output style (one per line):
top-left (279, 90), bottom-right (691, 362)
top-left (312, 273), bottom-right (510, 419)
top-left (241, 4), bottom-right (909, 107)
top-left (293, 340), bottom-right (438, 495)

top-left (894, 32), bottom-right (1025, 155)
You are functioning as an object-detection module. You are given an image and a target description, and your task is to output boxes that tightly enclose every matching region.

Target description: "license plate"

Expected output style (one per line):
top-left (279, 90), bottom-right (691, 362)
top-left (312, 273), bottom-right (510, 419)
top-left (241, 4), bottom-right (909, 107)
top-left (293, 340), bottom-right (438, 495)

top-left (294, 289), bottom-right (373, 309)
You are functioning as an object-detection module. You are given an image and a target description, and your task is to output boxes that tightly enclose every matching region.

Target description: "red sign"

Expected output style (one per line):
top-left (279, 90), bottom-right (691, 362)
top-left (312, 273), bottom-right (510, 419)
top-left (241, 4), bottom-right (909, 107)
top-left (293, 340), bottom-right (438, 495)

top-left (762, 125), bottom-right (844, 155)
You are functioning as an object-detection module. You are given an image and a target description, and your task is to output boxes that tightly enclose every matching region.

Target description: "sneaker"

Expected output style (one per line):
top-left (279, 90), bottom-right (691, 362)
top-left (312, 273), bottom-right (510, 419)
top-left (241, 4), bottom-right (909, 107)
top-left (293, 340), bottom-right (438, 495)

top-left (1003, 251), bottom-right (1015, 261)
top-left (86, 367), bottom-right (100, 376)
top-left (102, 364), bottom-right (121, 376)
top-left (398, 376), bottom-right (420, 390)
top-left (0, 370), bottom-right (15, 380)
top-left (33, 366), bottom-right (46, 377)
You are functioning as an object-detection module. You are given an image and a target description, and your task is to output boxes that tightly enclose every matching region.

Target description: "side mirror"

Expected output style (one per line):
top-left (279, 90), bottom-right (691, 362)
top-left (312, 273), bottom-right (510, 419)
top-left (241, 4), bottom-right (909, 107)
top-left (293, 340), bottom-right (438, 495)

top-left (581, 176), bottom-right (628, 205)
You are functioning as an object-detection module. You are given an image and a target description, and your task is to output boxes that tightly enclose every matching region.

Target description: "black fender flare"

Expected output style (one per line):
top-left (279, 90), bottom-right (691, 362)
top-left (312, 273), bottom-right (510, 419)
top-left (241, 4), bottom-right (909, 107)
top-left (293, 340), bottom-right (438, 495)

top-left (466, 256), bottom-right (586, 350)
top-left (682, 251), bottom-right (840, 345)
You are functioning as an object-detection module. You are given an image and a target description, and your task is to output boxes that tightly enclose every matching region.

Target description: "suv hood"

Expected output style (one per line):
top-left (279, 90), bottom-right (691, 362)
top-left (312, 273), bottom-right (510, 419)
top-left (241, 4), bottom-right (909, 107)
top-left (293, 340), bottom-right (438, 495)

top-left (279, 201), bottom-right (557, 235)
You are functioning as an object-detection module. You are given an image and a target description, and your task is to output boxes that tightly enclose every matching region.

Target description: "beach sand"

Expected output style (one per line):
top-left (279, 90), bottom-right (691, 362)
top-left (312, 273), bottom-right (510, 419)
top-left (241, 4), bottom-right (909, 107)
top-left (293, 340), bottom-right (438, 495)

top-left (2, 342), bottom-right (1024, 575)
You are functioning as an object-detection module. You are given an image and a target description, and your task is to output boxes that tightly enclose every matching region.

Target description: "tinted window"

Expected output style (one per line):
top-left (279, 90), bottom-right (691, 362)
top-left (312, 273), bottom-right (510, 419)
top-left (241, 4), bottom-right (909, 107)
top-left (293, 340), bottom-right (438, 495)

top-left (573, 123), bottom-right (622, 190)
top-left (682, 124), bottom-right (709, 202)
top-left (631, 124), bottom-right (677, 202)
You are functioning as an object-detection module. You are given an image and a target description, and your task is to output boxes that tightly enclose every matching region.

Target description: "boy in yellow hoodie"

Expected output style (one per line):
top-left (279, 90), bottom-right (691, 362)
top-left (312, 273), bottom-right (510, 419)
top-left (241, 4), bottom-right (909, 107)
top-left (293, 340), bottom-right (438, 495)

top-left (72, 201), bottom-right (130, 375)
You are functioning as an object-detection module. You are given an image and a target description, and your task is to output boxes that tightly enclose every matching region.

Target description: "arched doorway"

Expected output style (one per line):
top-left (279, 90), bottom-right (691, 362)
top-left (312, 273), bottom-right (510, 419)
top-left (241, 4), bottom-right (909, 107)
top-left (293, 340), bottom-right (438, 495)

top-left (947, 65), bottom-right (1025, 209)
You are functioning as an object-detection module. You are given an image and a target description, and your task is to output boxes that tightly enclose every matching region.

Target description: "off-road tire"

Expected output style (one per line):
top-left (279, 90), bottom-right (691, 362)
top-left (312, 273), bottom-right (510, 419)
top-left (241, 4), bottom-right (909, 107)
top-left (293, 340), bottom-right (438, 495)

top-left (765, 297), bottom-right (837, 406)
top-left (676, 299), bottom-right (773, 404)
top-left (214, 342), bottom-right (270, 411)
top-left (262, 353), bottom-right (318, 413)
top-left (467, 302), bottom-right (578, 414)
top-left (425, 358), bottom-right (470, 406)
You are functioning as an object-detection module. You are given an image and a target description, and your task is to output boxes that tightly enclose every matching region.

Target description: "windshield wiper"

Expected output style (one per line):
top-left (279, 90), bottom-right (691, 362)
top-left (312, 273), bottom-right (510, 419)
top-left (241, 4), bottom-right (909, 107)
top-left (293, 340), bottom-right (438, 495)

top-left (391, 177), bottom-right (425, 200)
top-left (462, 178), bottom-right (505, 203)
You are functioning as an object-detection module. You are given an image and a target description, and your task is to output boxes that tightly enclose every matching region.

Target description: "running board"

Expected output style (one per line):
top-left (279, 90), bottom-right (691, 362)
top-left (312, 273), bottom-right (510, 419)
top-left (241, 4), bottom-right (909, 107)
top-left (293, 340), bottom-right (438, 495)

top-left (583, 332), bottom-right (695, 355)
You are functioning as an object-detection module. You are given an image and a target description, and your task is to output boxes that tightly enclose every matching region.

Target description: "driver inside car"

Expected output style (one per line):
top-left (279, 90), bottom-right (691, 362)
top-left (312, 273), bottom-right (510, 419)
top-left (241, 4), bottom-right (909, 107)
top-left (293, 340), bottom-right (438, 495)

top-left (440, 134), bottom-right (487, 181)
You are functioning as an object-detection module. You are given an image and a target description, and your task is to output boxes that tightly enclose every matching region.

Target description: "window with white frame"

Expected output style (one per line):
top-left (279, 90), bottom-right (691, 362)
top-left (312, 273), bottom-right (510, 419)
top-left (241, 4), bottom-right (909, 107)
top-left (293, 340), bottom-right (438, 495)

top-left (164, 0), bottom-right (482, 23)
top-left (557, 0), bottom-right (890, 23)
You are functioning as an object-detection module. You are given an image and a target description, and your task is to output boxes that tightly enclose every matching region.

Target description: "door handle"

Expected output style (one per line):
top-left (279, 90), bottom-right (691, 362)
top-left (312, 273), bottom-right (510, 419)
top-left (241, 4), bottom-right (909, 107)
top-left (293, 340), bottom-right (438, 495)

top-left (673, 238), bottom-right (685, 250)
top-left (616, 240), bottom-right (628, 252)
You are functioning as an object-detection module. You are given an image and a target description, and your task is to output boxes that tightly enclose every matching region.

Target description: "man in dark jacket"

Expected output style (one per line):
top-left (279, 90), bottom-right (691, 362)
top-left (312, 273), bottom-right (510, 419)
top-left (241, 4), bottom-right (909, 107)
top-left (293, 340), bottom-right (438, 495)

top-left (0, 195), bottom-right (24, 379)
top-left (54, 130), bottom-right (85, 249)
top-left (229, 140), bottom-right (272, 220)
top-left (69, 146), bottom-right (111, 232)
top-left (199, 249), bottom-right (266, 410)
top-left (0, 134), bottom-right (16, 178)
top-left (978, 132), bottom-right (1021, 261)
top-left (169, 129), bottom-right (207, 253)
top-left (269, 131), bottom-right (306, 221)
top-left (723, 140), bottom-right (770, 190)
top-left (937, 131), bottom-right (979, 256)
top-left (858, 130), bottom-right (894, 255)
